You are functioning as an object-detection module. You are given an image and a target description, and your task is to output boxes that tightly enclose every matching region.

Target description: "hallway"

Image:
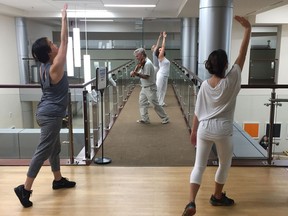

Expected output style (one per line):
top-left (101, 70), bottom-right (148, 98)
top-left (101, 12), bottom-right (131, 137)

top-left (93, 84), bottom-right (196, 166)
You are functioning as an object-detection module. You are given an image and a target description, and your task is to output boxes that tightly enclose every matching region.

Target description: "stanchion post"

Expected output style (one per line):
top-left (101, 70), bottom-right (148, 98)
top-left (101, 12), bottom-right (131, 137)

top-left (94, 67), bottom-right (112, 165)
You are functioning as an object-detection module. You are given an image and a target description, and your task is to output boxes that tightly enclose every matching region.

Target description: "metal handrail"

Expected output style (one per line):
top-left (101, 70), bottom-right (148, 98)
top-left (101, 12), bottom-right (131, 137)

top-left (171, 60), bottom-right (288, 166)
top-left (0, 59), bottom-right (134, 165)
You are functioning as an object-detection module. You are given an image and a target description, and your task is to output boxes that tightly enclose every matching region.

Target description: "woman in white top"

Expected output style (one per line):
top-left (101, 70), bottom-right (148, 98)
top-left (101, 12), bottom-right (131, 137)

top-left (182, 16), bottom-right (251, 216)
top-left (155, 31), bottom-right (170, 107)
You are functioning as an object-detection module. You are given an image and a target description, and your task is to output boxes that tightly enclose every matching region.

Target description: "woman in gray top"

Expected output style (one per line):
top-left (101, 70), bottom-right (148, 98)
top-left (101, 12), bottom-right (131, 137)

top-left (14, 4), bottom-right (76, 208)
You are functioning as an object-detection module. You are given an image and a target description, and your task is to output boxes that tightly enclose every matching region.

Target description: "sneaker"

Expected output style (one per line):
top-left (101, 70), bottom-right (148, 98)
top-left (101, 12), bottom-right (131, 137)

top-left (161, 117), bottom-right (169, 124)
top-left (182, 201), bottom-right (196, 216)
top-left (137, 119), bottom-right (150, 124)
top-left (210, 192), bottom-right (235, 206)
top-left (161, 103), bottom-right (167, 107)
top-left (14, 184), bottom-right (33, 208)
top-left (52, 177), bottom-right (76, 190)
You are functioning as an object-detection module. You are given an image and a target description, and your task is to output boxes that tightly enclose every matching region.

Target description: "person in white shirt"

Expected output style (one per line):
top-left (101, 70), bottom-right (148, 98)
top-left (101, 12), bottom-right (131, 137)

top-left (155, 31), bottom-right (170, 107)
top-left (182, 16), bottom-right (251, 216)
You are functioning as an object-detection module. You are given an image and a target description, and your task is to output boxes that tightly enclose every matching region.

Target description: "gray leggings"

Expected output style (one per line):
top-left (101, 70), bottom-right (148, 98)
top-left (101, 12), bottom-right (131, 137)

top-left (27, 115), bottom-right (62, 178)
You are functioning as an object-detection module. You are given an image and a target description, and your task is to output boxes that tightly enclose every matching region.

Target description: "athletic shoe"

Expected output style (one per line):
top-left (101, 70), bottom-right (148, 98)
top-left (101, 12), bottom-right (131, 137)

top-left (14, 184), bottom-right (33, 208)
top-left (52, 177), bottom-right (76, 190)
top-left (137, 119), bottom-right (150, 124)
top-left (182, 201), bottom-right (196, 216)
top-left (210, 192), bottom-right (235, 206)
top-left (161, 117), bottom-right (169, 124)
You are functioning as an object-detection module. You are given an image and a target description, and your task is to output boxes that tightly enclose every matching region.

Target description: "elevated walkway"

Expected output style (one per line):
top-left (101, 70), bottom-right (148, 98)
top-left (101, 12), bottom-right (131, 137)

top-left (94, 84), bottom-right (269, 166)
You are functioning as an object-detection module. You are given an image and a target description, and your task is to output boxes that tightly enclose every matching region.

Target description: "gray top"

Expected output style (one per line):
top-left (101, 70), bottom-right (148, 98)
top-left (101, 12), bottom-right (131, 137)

top-left (36, 63), bottom-right (69, 117)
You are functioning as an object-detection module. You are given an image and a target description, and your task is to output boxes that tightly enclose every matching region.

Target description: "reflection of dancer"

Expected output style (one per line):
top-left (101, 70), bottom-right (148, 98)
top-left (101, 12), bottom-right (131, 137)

top-left (182, 16), bottom-right (251, 216)
top-left (259, 135), bottom-right (268, 150)
top-left (151, 32), bottom-right (162, 72)
top-left (130, 48), bottom-right (169, 124)
top-left (155, 31), bottom-right (170, 107)
top-left (14, 4), bottom-right (76, 208)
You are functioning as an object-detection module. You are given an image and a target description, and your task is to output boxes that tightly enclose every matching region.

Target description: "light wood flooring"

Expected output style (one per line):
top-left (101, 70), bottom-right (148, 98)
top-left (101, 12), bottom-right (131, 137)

top-left (1, 166), bottom-right (288, 216)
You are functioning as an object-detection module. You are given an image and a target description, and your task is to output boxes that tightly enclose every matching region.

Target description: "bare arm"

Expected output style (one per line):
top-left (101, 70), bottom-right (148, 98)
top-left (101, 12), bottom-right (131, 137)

top-left (50, 3), bottom-right (68, 83)
top-left (234, 16), bottom-right (251, 70)
top-left (152, 32), bottom-right (162, 52)
top-left (158, 31), bottom-right (167, 60)
top-left (190, 114), bottom-right (199, 146)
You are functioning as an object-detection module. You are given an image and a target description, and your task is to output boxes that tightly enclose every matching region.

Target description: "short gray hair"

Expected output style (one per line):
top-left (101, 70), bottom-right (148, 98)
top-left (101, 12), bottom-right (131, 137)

top-left (134, 48), bottom-right (146, 57)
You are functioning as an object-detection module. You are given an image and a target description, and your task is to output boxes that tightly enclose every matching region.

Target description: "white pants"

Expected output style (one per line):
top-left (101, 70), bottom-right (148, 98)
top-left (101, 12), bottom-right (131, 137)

top-left (156, 73), bottom-right (168, 106)
top-left (190, 132), bottom-right (233, 185)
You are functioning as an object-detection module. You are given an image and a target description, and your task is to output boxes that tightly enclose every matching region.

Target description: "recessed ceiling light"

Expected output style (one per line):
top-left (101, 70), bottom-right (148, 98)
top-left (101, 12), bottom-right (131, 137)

top-left (79, 19), bottom-right (114, 22)
top-left (104, 4), bottom-right (156, 8)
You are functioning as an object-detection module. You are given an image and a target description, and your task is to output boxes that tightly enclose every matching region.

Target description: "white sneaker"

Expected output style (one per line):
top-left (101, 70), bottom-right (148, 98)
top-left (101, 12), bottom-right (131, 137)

top-left (137, 119), bottom-right (150, 124)
top-left (161, 118), bottom-right (169, 124)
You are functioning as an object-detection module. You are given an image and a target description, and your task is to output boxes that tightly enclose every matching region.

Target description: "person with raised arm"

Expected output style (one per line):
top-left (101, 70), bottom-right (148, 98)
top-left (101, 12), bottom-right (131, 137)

top-left (151, 32), bottom-right (162, 72)
top-left (155, 31), bottom-right (170, 107)
top-left (182, 16), bottom-right (251, 216)
top-left (14, 4), bottom-right (76, 208)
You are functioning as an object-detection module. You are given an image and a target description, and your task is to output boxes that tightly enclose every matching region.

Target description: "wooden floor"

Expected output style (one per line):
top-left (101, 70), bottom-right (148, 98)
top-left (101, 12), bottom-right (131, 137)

top-left (1, 166), bottom-right (288, 216)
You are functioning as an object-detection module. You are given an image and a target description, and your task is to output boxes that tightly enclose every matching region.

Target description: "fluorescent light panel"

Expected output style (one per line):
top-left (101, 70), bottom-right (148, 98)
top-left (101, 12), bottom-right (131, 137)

top-left (79, 19), bottom-right (114, 22)
top-left (104, 4), bottom-right (156, 8)
top-left (66, 36), bottom-right (74, 76)
top-left (73, 28), bottom-right (81, 67)
top-left (67, 10), bottom-right (114, 18)
top-left (84, 54), bottom-right (91, 83)
top-left (67, 9), bottom-right (107, 12)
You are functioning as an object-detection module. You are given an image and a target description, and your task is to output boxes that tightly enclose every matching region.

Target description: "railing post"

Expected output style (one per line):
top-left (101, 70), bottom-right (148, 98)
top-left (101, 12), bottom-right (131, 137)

top-left (268, 89), bottom-right (276, 165)
top-left (83, 89), bottom-right (91, 160)
top-left (67, 90), bottom-right (74, 164)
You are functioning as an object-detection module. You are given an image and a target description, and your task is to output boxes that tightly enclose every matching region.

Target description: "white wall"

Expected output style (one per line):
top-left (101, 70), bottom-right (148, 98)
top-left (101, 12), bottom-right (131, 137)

top-left (0, 16), bottom-right (55, 128)
top-left (231, 21), bottom-right (288, 153)
top-left (0, 15), bottom-right (20, 83)
top-left (26, 19), bottom-right (54, 59)
top-left (0, 14), bottom-right (22, 128)
top-left (277, 24), bottom-right (288, 84)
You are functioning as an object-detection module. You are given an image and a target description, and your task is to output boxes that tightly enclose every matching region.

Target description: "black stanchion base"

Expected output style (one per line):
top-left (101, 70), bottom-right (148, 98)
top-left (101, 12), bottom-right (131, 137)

top-left (94, 157), bottom-right (112, 165)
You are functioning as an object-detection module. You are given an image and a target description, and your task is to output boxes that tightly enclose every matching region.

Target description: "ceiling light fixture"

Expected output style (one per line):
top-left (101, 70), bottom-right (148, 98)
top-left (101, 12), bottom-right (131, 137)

top-left (73, 2), bottom-right (81, 67)
top-left (67, 9), bottom-right (108, 12)
top-left (66, 10), bottom-right (114, 18)
top-left (79, 19), bottom-right (114, 22)
top-left (66, 36), bottom-right (75, 76)
top-left (83, 9), bottom-right (91, 86)
top-left (104, 4), bottom-right (156, 8)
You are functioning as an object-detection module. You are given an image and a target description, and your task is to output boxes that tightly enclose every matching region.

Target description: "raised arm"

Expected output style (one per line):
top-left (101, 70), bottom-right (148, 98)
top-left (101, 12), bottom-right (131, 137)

top-left (234, 16), bottom-right (251, 70)
top-left (152, 32), bottom-right (162, 52)
top-left (158, 31), bottom-right (167, 59)
top-left (50, 3), bottom-right (68, 83)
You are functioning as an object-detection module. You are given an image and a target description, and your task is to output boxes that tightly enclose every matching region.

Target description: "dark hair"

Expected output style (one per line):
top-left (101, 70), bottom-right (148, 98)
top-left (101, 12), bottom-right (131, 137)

top-left (259, 135), bottom-right (268, 143)
top-left (205, 49), bottom-right (228, 78)
top-left (155, 47), bottom-right (166, 58)
top-left (31, 37), bottom-right (51, 63)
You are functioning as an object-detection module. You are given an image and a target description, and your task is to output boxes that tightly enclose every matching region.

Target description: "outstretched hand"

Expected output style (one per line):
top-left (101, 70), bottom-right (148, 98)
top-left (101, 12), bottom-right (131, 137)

top-left (62, 3), bottom-right (68, 18)
top-left (235, 16), bottom-right (251, 29)
top-left (162, 31), bottom-right (167, 38)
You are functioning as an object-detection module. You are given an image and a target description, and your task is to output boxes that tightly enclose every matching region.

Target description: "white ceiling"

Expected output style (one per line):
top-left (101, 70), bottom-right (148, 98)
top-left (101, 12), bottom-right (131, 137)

top-left (0, 0), bottom-right (288, 24)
